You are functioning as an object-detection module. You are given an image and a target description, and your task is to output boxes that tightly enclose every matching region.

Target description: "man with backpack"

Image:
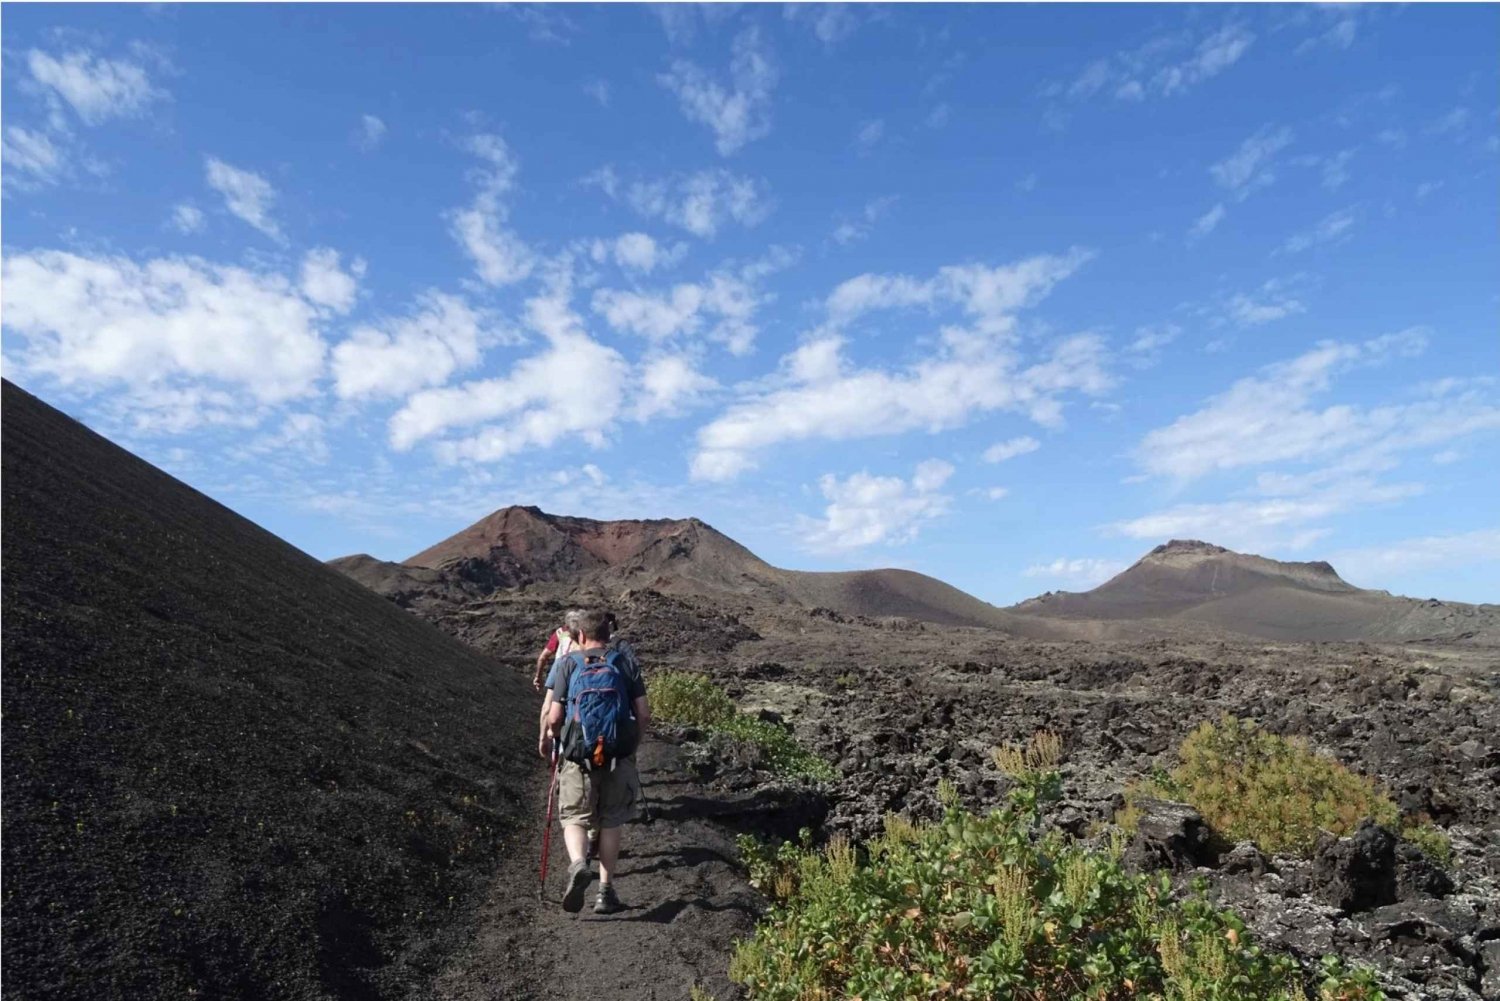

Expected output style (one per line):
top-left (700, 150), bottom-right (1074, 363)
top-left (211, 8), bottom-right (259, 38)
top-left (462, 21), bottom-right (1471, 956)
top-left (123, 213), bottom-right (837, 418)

top-left (543, 607), bottom-right (649, 914)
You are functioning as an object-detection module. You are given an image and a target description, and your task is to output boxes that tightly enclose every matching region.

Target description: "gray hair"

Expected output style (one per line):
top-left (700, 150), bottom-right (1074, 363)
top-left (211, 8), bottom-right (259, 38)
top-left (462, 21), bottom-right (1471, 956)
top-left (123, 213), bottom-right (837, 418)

top-left (563, 608), bottom-right (583, 628)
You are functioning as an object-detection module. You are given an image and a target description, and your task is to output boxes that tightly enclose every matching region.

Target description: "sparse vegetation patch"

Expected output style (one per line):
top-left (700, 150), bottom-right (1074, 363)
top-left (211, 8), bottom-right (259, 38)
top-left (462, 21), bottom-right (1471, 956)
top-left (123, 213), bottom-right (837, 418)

top-left (730, 733), bottom-right (1384, 1001)
top-left (653, 672), bottom-right (831, 781)
top-left (1123, 715), bottom-right (1447, 861)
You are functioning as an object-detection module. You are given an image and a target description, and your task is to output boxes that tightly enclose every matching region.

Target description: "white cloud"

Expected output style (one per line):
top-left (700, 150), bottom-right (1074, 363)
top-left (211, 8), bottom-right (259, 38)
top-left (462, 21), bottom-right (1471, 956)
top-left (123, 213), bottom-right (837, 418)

top-left (299, 248), bottom-right (365, 313)
top-left (624, 168), bottom-right (770, 238)
top-left (1059, 24), bottom-right (1254, 105)
top-left (588, 232), bottom-right (680, 274)
top-left (591, 267), bottom-right (762, 355)
top-left (1211, 126), bottom-right (1293, 196)
top-left (232, 412), bottom-right (329, 464)
top-left (1224, 279), bottom-right (1305, 327)
top-left (1189, 203), bottom-right (1226, 240)
top-left (633, 353), bottom-right (718, 421)
top-left (659, 26), bottom-right (777, 155)
top-left (1135, 329), bottom-right (1450, 481)
top-left (1129, 324), bottom-right (1181, 362)
top-left (692, 251), bottom-right (1106, 480)
top-left (855, 118), bottom-right (885, 151)
top-left (800, 460), bottom-right (954, 552)
top-left (170, 202), bottom-right (205, 234)
top-left (2, 126), bottom-right (65, 189)
top-left (449, 133), bottom-right (534, 286)
top-left (784, 3), bottom-right (860, 44)
top-left (983, 436), bottom-right (1040, 463)
top-left (1282, 207), bottom-right (1357, 253)
top-left (1329, 529), bottom-right (1500, 588)
top-left (1428, 107), bottom-right (1470, 136)
top-left (1023, 558), bottom-right (1126, 586)
top-left (332, 292), bottom-right (488, 400)
top-left (832, 195), bottom-right (896, 245)
top-left (357, 114), bottom-right (387, 151)
top-left (583, 79), bottom-right (611, 107)
top-left (27, 48), bottom-right (164, 125)
top-left (205, 157), bottom-right (284, 241)
top-left (387, 282), bottom-right (628, 461)
top-left (982, 487), bottom-right (1010, 501)
top-left (1, 249), bottom-right (328, 425)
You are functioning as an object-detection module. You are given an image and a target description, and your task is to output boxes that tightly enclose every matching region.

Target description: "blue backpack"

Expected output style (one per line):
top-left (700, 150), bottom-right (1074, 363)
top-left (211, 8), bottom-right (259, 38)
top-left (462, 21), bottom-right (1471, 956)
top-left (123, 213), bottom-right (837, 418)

top-left (560, 649), bottom-right (635, 769)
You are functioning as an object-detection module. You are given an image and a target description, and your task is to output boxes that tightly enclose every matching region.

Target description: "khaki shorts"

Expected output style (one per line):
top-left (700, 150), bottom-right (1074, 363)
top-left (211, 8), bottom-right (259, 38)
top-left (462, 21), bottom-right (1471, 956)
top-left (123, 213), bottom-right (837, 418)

top-left (558, 756), bottom-right (640, 830)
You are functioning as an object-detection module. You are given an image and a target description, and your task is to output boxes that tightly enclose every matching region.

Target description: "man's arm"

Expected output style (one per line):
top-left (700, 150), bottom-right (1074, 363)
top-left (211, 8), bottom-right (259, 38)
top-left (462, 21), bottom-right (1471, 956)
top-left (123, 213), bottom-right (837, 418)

top-left (537, 690), bottom-right (555, 759)
top-left (632, 695), bottom-right (650, 735)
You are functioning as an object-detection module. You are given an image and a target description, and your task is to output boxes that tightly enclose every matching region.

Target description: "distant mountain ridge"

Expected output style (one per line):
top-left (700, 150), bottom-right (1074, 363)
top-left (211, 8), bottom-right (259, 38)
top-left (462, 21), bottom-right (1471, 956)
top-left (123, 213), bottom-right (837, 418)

top-left (1013, 538), bottom-right (1498, 643)
top-left (332, 511), bottom-right (1500, 645)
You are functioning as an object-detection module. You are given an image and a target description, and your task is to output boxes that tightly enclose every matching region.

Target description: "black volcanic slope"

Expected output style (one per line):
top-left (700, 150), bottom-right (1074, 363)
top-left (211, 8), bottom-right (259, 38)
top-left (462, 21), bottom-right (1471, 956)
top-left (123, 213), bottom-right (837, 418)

top-left (2, 381), bottom-right (537, 1000)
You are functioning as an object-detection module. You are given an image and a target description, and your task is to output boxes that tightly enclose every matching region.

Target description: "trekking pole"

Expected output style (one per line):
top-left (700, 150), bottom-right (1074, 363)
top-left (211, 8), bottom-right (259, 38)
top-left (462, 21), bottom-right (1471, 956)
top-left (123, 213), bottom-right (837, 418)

top-left (538, 748), bottom-right (561, 900)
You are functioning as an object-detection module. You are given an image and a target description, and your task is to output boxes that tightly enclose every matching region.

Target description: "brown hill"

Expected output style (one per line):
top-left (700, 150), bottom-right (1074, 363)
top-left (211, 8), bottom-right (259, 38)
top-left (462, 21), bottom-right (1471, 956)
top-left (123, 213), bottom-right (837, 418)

top-left (387, 506), bottom-right (1023, 630)
top-left (1014, 539), bottom-right (1500, 643)
top-left (1, 381), bottom-right (537, 999)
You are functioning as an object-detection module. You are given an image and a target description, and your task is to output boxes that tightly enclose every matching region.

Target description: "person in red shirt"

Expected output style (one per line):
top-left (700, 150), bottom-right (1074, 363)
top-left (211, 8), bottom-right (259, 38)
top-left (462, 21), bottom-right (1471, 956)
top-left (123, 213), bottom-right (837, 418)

top-left (533, 610), bottom-right (580, 691)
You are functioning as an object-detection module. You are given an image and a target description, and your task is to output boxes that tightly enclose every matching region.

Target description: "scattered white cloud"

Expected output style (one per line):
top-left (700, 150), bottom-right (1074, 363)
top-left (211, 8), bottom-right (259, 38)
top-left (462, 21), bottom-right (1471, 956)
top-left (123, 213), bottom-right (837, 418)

top-left (1282, 206), bottom-right (1357, 253)
top-left (583, 78), bottom-right (610, 107)
top-left (1428, 106), bottom-right (1470, 136)
top-left (1432, 448), bottom-right (1463, 465)
top-left (855, 118), bottom-right (885, 152)
top-left (1128, 324), bottom-right (1181, 364)
top-left (1134, 329), bottom-right (1450, 481)
top-left (1328, 529), bottom-right (1500, 589)
top-left (232, 412), bottom-right (329, 464)
top-left (299, 248), bottom-right (366, 313)
top-left (2, 126), bottom-right (66, 189)
top-left (170, 202), bottom-right (205, 234)
top-left (205, 157), bottom-right (284, 241)
top-left (1211, 126), bottom-right (1293, 197)
top-left (692, 251), bottom-right (1107, 480)
top-left (832, 195), bottom-right (896, 245)
top-left (388, 281), bottom-right (628, 461)
top-left (633, 353), bottom-right (719, 421)
top-left (27, 48), bottom-right (165, 125)
top-left (1223, 278), bottom-right (1305, 327)
top-left (622, 168), bottom-right (771, 238)
top-left (357, 114), bottom-right (387, 151)
top-left (332, 292), bottom-right (489, 400)
top-left (1415, 181), bottom-right (1444, 202)
top-left (1313, 148), bottom-right (1354, 190)
top-left (588, 232), bottom-right (682, 274)
top-left (1188, 203), bottom-right (1226, 241)
top-left (983, 436), bottom-right (1040, 463)
top-left (1022, 557), bottom-right (1126, 586)
top-left (982, 486), bottom-right (1010, 501)
top-left (591, 265), bottom-right (764, 355)
top-left (799, 460), bottom-right (954, 552)
top-left (1296, 5), bottom-right (1365, 52)
top-left (659, 26), bottom-right (777, 155)
top-left (2, 249), bottom-right (329, 426)
top-left (1015, 172), bottom-right (1038, 193)
top-left (449, 132), bottom-right (534, 286)
top-left (784, 3), bottom-right (860, 44)
top-left (1057, 24), bottom-right (1254, 106)
top-left (927, 103), bottom-right (952, 129)
top-left (505, 3), bottom-right (579, 44)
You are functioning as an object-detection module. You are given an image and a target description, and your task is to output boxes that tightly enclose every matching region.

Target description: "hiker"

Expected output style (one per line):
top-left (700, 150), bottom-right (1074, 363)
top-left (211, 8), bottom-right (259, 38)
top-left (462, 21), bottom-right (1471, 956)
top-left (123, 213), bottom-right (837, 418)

top-left (533, 610), bottom-right (581, 691)
top-left (542, 607), bottom-right (649, 914)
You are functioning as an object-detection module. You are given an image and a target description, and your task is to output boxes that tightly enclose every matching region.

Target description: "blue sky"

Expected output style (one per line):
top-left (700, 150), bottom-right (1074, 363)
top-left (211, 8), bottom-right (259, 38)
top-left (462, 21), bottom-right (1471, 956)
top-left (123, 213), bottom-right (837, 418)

top-left (4, 3), bottom-right (1498, 605)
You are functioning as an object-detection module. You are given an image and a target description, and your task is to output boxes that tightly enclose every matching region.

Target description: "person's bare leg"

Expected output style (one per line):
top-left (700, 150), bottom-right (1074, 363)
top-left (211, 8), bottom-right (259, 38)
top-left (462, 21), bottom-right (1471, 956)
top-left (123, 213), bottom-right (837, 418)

top-left (563, 823), bottom-right (589, 863)
top-left (596, 826), bottom-right (622, 885)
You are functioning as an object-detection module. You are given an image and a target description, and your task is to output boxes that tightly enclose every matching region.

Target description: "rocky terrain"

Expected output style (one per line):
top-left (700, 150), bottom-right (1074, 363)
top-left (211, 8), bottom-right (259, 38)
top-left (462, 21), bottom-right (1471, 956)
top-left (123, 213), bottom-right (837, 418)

top-left (331, 507), bottom-right (1500, 999)
top-left (6, 376), bottom-right (1496, 1000)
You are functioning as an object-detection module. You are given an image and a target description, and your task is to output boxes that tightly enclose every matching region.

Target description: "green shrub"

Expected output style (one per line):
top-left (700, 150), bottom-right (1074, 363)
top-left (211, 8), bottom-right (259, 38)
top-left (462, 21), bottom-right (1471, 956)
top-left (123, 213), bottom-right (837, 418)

top-left (730, 739), bottom-right (1384, 1001)
top-left (653, 673), bottom-right (832, 781)
top-left (1401, 822), bottom-right (1452, 867)
top-left (714, 715), bottom-right (835, 782)
top-left (1125, 715), bottom-right (1405, 857)
top-left (651, 671), bottom-right (736, 727)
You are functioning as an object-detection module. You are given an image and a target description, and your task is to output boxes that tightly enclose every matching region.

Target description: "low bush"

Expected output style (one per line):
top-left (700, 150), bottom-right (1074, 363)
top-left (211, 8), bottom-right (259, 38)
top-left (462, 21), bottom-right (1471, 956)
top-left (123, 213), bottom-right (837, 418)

top-left (730, 733), bottom-right (1384, 1001)
top-left (714, 715), bottom-right (835, 782)
top-left (1125, 715), bottom-right (1446, 861)
top-left (651, 671), bottom-right (736, 727)
top-left (653, 672), bottom-right (831, 781)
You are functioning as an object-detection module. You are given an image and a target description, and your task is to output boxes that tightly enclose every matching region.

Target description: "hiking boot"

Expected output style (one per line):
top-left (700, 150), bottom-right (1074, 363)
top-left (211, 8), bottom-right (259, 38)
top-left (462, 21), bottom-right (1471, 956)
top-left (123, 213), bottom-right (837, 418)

top-left (593, 883), bottom-right (624, 915)
top-left (561, 859), bottom-right (592, 913)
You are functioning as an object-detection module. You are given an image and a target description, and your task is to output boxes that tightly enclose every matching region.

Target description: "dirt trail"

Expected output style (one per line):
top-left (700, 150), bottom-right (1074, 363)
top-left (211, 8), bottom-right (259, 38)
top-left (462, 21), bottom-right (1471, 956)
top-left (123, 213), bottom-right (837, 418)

top-left (432, 738), bottom-right (775, 1001)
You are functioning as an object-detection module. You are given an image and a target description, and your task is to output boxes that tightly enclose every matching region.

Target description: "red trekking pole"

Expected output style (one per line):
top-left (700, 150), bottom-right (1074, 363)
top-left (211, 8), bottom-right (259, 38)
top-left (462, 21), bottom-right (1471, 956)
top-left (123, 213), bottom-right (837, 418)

top-left (538, 747), bottom-right (561, 899)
